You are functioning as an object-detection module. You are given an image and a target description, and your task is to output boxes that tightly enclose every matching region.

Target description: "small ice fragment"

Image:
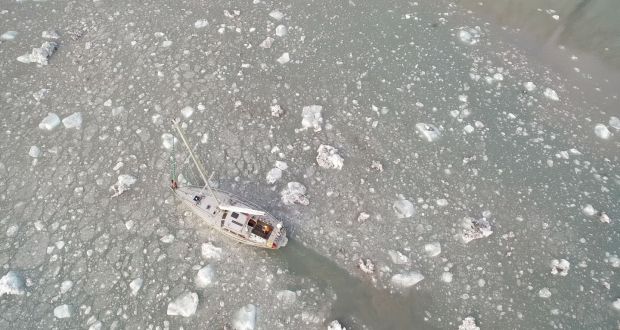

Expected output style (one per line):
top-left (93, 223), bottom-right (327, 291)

top-left (544, 88), bottom-right (559, 101)
top-left (550, 259), bottom-right (570, 276)
top-left (62, 112), bottom-right (82, 129)
top-left (232, 304), bottom-right (257, 330)
top-left (17, 41), bottom-right (58, 65)
top-left (110, 174), bottom-right (137, 197)
top-left (461, 217), bottom-right (493, 243)
top-left (276, 52), bottom-right (290, 64)
top-left (195, 265), bottom-right (215, 288)
top-left (275, 160), bottom-right (288, 170)
top-left (370, 160), bottom-right (383, 172)
top-left (162, 40), bottom-right (173, 47)
top-left (594, 124), bottom-right (611, 140)
top-left (391, 271), bottom-right (424, 289)
top-left (301, 105), bottom-right (323, 132)
top-left (266, 168), bottom-right (283, 184)
top-left (161, 133), bottom-right (177, 149)
top-left (316, 144), bottom-right (344, 170)
top-left (441, 272), bottom-right (453, 283)
top-left (29, 146), bottom-right (41, 158)
top-left (328, 320), bottom-right (346, 330)
top-left (463, 124), bottom-right (474, 134)
top-left (357, 212), bottom-right (370, 222)
top-left (269, 10), bottom-right (284, 21)
top-left (160, 234), bottom-right (174, 243)
top-left (613, 298), bottom-right (620, 311)
top-left (276, 290), bottom-right (297, 306)
top-left (259, 37), bottom-right (274, 49)
top-left (6, 225), bottom-right (19, 237)
top-left (167, 292), bottom-right (199, 317)
top-left (609, 116), bottom-right (620, 130)
top-left (194, 19), bottom-right (209, 28)
top-left (181, 106), bottom-right (194, 118)
top-left (436, 199), bottom-right (448, 207)
top-left (524, 82), bottom-right (536, 91)
top-left (201, 242), bottom-right (222, 260)
top-left (582, 204), bottom-right (597, 216)
top-left (60, 280), bottom-right (73, 294)
top-left (388, 250), bottom-right (409, 264)
top-left (597, 211), bottom-right (611, 224)
top-left (281, 182), bottom-right (309, 206)
top-left (270, 104), bottom-right (284, 117)
top-left (42, 30), bottom-right (60, 39)
top-left (1, 31), bottom-right (18, 40)
top-left (129, 278), bottom-right (143, 296)
top-left (458, 27), bottom-right (481, 45)
top-left (54, 304), bottom-right (72, 319)
top-left (415, 123), bottom-right (441, 142)
top-left (393, 198), bottom-right (415, 219)
top-left (33, 88), bottom-right (49, 101)
top-left (458, 316), bottom-right (480, 330)
top-left (0, 271), bottom-right (25, 296)
top-left (424, 242), bottom-right (441, 257)
top-left (275, 25), bottom-right (287, 37)
top-left (358, 258), bottom-right (375, 274)
top-left (538, 287), bottom-right (552, 298)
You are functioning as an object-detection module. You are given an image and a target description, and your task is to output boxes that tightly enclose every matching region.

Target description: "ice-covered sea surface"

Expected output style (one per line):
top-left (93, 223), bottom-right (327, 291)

top-left (1, 0), bottom-right (619, 329)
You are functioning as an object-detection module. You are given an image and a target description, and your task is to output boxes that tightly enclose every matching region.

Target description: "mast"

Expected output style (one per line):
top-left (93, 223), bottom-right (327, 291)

top-left (172, 119), bottom-right (221, 205)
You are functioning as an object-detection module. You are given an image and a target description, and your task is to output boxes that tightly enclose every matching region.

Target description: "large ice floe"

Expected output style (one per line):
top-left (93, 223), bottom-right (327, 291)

top-left (393, 197), bottom-right (415, 219)
top-left (195, 265), bottom-right (215, 288)
top-left (62, 112), bottom-right (83, 129)
top-left (300, 105), bottom-right (323, 131)
top-left (280, 181), bottom-right (309, 205)
top-left (461, 216), bottom-right (493, 243)
top-left (17, 41), bottom-right (57, 65)
top-left (110, 174), bottom-right (137, 197)
top-left (316, 144), bottom-right (344, 170)
top-left (266, 161), bottom-right (288, 184)
top-left (232, 304), bottom-right (257, 330)
top-left (167, 292), bottom-right (199, 317)
top-left (0, 271), bottom-right (25, 296)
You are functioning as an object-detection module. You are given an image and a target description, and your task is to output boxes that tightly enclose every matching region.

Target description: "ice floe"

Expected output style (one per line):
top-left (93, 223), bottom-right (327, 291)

top-left (358, 258), bottom-right (375, 274)
top-left (110, 174), bottom-right (137, 197)
top-left (195, 265), bottom-right (215, 288)
top-left (62, 112), bottom-right (82, 129)
top-left (232, 304), bottom-right (257, 330)
top-left (391, 271), bottom-right (424, 289)
top-left (1, 31), bottom-right (18, 40)
top-left (60, 280), bottom-right (73, 294)
top-left (276, 290), bottom-right (297, 306)
top-left (613, 298), bottom-right (620, 311)
top-left (167, 292), bottom-right (199, 317)
top-left (357, 212), bottom-right (370, 222)
top-left (270, 104), bottom-right (284, 117)
top-left (538, 287), bottom-right (552, 298)
top-left (259, 37), bottom-right (274, 49)
top-left (194, 19), bottom-right (209, 28)
top-left (393, 197), bottom-right (415, 219)
top-left (441, 272), bottom-right (453, 283)
top-left (42, 30), bottom-right (60, 39)
top-left (388, 250), bottom-right (409, 265)
top-left (424, 242), bottom-right (441, 257)
top-left (301, 105), bottom-right (323, 132)
top-left (6, 225), bottom-right (19, 237)
top-left (269, 10), bottom-right (284, 21)
top-left (276, 52), bottom-right (290, 64)
top-left (266, 161), bottom-right (288, 184)
top-left (458, 27), bottom-right (481, 45)
top-left (181, 106), bottom-right (194, 118)
top-left (609, 116), bottom-right (620, 130)
top-left (461, 217), bottom-right (493, 243)
top-left (543, 88), bottom-right (559, 101)
top-left (129, 278), bottom-right (143, 296)
top-left (458, 316), bottom-right (480, 330)
top-left (550, 259), bottom-right (570, 276)
top-left (415, 123), bottom-right (441, 142)
top-left (328, 320), bottom-right (346, 330)
top-left (523, 81), bottom-right (536, 91)
top-left (594, 124), bottom-right (611, 140)
top-left (582, 204), bottom-right (597, 216)
top-left (275, 25), bottom-right (287, 37)
top-left (316, 144), bottom-right (344, 170)
top-left (17, 41), bottom-right (57, 65)
top-left (161, 133), bottom-right (177, 149)
top-left (53, 304), bottom-right (72, 319)
top-left (0, 271), bottom-right (25, 296)
top-left (281, 182), bottom-right (309, 205)
top-left (29, 146), bottom-right (41, 158)
top-left (201, 242), bottom-right (223, 260)
top-left (370, 160), bottom-right (383, 172)
top-left (33, 88), bottom-right (49, 101)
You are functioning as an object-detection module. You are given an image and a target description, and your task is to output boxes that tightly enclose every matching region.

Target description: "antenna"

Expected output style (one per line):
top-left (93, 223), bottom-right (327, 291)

top-left (172, 119), bottom-right (221, 206)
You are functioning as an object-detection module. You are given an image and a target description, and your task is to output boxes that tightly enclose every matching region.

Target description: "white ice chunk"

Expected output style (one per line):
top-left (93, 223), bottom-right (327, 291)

top-left (33, 88), bottom-right (49, 101)
top-left (54, 304), bottom-right (72, 319)
top-left (594, 124), bottom-right (611, 140)
top-left (276, 52), bottom-right (290, 64)
top-left (609, 116), bottom-right (620, 130)
top-left (424, 242), bottom-right (441, 257)
top-left (269, 10), bottom-right (284, 21)
top-left (524, 81), bottom-right (536, 91)
top-left (301, 105), bottom-right (323, 132)
top-left (316, 144), bottom-right (344, 170)
top-left (129, 278), bottom-right (143, 296)
top-left (161, 133), bottom-right (177, 150)
top-left (6, 225), bottom-right (19, 237)
top-left (393, 198), bottom-right (415, 219)
top-left (270, 104), bottom-right (284, 117)
top-left (598, 212), bottom-right (611, 224)
top-left (415, 123), bottom-right (441, 142)
top-left (275, 25), bottom-right (287, 37)
top-left (181, 106), bottom-right (194, 118)
top-left (458, 27), bottom-right (481, 45)
top-left (160, 234), bottom-right (174, 243)
top-left (110, 174), bottom-right (137, 197)
top-left (0, 271), bottom-right (25, 296)
top-left (266, 168), bottom-right (283, 184)
top-left (613, 298), bottom-right (620, 311)
top-left (62, 112), bottom-right (82, 129)
top-left (544, 88), bottom-right (559, 101)
top-left (259, 37), bottom-right (274, 49)
top-left (167, 292), bottom-right (199, 317)
top-left (436, 199), bottom-right (448, 207)
top-left (29, 146), bottom-right (41, 158)
top-left (458, 316), bottom-right (480, 330)
top-left (60, 280), bottom-right (73, 294)
top-left (281, 182), bottom-right (309, 205)
top-left (327, 320), bottom-right (346, 330)
top-left (391, 271), bottom-right (424, 289)
top-left (357, 212), bottom-right (370, 222)
top-left (538, 287), bottom-right (552, 298)
top-left (1, 31), bottom-right (18, 40)
top-left (582, 204), bottom-right (597, 216)
top-left (232, 304), bottom-right (257, 330)
top-left (358, 258), bottom-right (375, 274)
top-left (276, 290), bottom-right (297, 306)
top-left (162, 40), bottom-right (173, 47)
top-left (201, 242), bottom-right (222, 260)
top-left (550, 259), bottom-right (570, 276)
top-left (461, 217), bottom-right (493, 243)
top-left (441, 272), bottom-right (453, 283)
top-left (388, 250), bottom-right (409, 265)
top-left (463, 124), bottom-right (474, 134)
top-left (194, 19), bottom-right (209, 28)
top-left (195, 265), bottom-right (215, 288)
top-left (42, 30), bottom-right (60, 39)
top-left (17, 41), bottom-right (58, 65)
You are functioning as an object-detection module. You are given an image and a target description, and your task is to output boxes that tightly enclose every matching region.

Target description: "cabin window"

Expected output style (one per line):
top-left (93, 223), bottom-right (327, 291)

top-left (231, 212), bottom-right (239, 219)
top-left (206, 205), bottom-right (211, 209)
top-left (221, 211), bottom-right (228, 219)
top-left (231, 220), bottom-right (243, 227)
top-left (248, 219), bottom-right (256, 227)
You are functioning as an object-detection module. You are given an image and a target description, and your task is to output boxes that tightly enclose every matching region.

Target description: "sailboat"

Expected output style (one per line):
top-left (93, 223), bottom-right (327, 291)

top-left (169, 119), bottom-right (288, 249)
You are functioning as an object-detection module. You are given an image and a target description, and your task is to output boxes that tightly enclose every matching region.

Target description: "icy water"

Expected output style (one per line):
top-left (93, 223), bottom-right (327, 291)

top-left (1, 0), bottom-right (619, 329)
